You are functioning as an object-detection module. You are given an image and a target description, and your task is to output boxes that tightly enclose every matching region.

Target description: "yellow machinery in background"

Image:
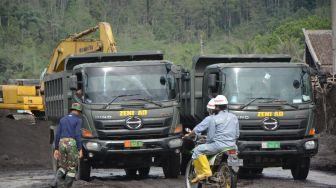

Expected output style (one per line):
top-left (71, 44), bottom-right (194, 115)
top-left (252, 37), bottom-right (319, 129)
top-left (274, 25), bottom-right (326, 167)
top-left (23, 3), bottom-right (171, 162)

top-left (0, 79), bottom-right (44, 118)
top-left (0, 22), bottom-right (117, 118)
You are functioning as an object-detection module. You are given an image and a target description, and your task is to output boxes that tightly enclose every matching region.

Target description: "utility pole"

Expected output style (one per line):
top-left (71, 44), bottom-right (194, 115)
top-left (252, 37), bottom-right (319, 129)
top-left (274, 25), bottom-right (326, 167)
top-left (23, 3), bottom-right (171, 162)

top-left (200, 32), bottom-right (204, 55)
top-left (332, 0), bottom-right (336, 74)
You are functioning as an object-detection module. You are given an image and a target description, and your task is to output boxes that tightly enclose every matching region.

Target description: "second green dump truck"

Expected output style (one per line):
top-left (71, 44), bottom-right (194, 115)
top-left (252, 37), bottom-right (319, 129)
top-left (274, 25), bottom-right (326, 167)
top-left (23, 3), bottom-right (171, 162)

top-left (45, 52), bottom-right (183, 180)
top-left (180, 54), bottom-right (318, 180)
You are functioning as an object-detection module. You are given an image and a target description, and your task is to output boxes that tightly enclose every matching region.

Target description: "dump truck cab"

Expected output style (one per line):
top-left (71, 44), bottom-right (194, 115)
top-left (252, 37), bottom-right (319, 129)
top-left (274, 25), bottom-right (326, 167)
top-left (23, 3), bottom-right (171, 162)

top-left (45, 52), bottom-right (183, 180)
top-left (180, 55), bottom-right (318, 180)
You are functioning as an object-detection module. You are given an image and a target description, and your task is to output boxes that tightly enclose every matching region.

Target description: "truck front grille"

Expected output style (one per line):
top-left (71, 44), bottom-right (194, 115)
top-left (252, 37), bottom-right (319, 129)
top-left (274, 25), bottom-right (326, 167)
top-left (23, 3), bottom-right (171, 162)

top-left (239, 119), bottom-right (307, 140)
top-left (240, 124), bottom-right (300, 130)
top-left (94, 117), bottom-right (173, 139)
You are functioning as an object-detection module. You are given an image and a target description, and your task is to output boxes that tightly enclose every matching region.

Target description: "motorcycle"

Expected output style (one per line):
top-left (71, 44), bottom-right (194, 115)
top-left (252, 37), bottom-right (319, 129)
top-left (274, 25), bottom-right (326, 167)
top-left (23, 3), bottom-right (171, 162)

top-left (184, 130), bottom-right (243, 188)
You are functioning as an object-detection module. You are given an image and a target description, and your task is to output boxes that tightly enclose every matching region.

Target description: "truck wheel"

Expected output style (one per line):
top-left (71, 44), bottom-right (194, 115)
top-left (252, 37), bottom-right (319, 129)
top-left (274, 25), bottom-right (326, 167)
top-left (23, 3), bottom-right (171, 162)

top-left (238, 167), bottom-right (263, 178)
top-left (180, 138), bottom-right (194, 175)
top-left (78, 158), bottom-right (91, 181)
top-left (238, 167), bottom-right (251, 176)
top-left (138, 167), bottom-right (150, 177)
top-left (163, 152), bottom-right (180, 178)
top-left (250, 168), bottom-right (263, 174)
top-left (291, 157), bottom-right (310, 180)
top-left (180, 153), bottom-right (191, 175)
top-left (125, 168), bottom-right (137, 178)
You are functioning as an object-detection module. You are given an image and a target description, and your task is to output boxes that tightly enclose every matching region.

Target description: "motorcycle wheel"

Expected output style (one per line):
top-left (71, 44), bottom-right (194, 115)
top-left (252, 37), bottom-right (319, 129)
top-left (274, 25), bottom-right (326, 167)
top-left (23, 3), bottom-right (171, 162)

top-left (184, 160), bottom-right (202, 188)
top-left (216, 163), bottom-right (237, 188)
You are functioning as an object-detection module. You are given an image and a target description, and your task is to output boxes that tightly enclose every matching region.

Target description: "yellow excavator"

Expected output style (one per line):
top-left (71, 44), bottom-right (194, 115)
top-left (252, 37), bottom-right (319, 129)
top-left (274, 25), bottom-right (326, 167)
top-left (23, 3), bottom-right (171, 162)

top-left (0, 79), bottom-right (43, 121)
top-left (0, 22), bottom-right (117, 119)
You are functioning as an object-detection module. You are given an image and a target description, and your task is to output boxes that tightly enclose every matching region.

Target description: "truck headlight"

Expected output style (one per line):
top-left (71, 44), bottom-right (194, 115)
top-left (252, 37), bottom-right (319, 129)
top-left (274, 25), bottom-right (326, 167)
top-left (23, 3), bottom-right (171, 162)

top-left (86, 142), bottom-right (100, 151)
top-left (304, 140), bottom-right (316, 150)
top-left (168, 138), bottom-right (182, 148)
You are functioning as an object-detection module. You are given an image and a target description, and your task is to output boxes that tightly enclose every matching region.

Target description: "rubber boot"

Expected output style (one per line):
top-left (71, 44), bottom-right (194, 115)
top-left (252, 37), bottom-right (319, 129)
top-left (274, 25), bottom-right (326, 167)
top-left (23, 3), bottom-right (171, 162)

top-left (64, 175), bottom-right (75, 188)
top-left (191, 158), bottom-right (202, 183)
top-left (51, 168), bottom-right (65, 188)
top-left (191, 155), bottom-right (212, 183)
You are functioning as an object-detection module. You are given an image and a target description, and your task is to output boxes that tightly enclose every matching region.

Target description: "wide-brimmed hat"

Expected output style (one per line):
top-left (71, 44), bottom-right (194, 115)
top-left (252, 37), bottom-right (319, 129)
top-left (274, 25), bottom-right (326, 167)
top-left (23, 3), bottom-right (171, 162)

top-left (70, 103), bottom-right (82, 112)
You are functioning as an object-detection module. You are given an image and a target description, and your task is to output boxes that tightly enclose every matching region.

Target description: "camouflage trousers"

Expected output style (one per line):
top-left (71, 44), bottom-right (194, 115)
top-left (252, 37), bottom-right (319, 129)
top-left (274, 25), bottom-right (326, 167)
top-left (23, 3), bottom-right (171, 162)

top-left (58, 138), bottom-right (79, 177)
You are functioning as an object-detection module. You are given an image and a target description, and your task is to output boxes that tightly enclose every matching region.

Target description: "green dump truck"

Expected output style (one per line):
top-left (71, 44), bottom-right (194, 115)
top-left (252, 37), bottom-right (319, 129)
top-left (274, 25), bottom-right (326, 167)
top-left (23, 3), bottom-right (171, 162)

top-left (180, 54), bottom-right (318, 180)
top-left (45, 52), bottom-right (183, 180)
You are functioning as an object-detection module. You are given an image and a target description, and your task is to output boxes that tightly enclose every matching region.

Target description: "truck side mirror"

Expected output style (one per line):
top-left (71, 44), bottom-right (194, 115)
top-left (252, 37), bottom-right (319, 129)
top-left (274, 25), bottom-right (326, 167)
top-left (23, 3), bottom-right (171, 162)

top-left (208, 74), bottom-right (216, 88)
top-left (69, 75), bottom-right (78, 90)
top-left (160, 76), bottom-right (166, 85)
top-left (293, 80), bottom-right (300, 89)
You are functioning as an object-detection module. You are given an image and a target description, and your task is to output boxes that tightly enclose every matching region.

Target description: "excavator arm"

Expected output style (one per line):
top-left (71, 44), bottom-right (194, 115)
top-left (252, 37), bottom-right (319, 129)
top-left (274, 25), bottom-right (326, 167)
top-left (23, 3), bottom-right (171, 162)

top-left (46, 22), bottom-right (117, 74)
top-left (0, 22), bottom-right (117, 116)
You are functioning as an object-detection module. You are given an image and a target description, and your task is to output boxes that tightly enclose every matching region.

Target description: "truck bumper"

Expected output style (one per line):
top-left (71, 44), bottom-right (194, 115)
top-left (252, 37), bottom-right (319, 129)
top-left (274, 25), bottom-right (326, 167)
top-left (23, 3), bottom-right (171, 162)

top-left (238, 137), bottom-right (318, 156)
top-left (237, 137), bottom-right (318, 168)
top-left (81, 135), bottom-right (182, 168)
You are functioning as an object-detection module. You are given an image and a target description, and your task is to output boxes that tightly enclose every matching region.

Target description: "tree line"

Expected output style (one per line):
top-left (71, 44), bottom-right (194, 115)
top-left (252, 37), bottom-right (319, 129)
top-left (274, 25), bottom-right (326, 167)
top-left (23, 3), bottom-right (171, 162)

top-left (0, 0), bottom-right (331, 83)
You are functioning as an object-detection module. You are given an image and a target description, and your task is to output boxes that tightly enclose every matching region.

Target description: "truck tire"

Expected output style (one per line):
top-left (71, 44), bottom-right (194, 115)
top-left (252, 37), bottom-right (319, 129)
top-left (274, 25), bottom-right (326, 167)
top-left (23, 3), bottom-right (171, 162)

top-left (238, 167), bottom-right (263, 178)
top-left (138, 167), bottom-right (150, 177)
top-left (180, 153), bottom-right (191, 175)
top-left (125, 168), bottom-right (137, 178)
top-left (250, 168), bottom-right (263, 174)
top-left (163, 152), bottom-right (180, 178)
top-left (78, 158), bottom-right (91, 181)
top-left (238, 167), bottom-right (251, 176)
top-left (291, 157), bottom-right (310, 180)
top-left (180, 138), bottom-right (194, 175)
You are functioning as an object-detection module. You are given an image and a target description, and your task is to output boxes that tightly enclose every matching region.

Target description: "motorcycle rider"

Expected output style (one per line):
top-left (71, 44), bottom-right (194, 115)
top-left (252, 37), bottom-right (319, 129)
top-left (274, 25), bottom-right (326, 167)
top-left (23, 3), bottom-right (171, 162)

top-left (184, 98), bottom-right (215, 138)
top-left (184, 95), bottom-right (240, 183)
top-left (206, 98), bottom-right (216, 115)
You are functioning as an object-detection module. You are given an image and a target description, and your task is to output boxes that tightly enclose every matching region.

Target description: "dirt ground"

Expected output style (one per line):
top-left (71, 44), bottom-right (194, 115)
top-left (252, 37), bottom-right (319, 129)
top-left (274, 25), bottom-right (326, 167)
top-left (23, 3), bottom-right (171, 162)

top-left (1, 117), bottom-right (336, 173)
top-left (0, 117), bottom-right (336, 188)
top-left (311, 133), bottom-right (336, 171)
top-left (0, 118), bottom-right (52, 171)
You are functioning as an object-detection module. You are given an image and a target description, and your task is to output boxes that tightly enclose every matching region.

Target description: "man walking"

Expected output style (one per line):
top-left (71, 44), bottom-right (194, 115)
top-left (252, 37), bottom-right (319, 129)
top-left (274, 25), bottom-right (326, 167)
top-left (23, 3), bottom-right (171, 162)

top-left (53, 103), bottom-right (83, 188)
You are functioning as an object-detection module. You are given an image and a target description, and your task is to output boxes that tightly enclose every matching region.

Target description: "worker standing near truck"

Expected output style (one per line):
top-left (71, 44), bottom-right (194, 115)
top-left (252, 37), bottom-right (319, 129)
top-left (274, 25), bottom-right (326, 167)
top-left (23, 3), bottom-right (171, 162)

top-left (184, 95), bottom-right (240, 183)
top-left (53, 103), bottom-right (83, 188)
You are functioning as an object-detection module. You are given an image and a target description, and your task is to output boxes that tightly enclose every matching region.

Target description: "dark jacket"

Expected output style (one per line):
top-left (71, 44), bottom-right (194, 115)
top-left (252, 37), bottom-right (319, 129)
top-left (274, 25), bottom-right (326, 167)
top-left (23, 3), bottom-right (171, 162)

top-left (54, 113), bottom-right (82, 150)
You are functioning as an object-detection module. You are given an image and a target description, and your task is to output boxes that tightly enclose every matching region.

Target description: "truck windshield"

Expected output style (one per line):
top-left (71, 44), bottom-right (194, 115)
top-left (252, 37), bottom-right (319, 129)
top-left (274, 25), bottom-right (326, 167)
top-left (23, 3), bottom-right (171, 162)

top-left (221, 67), bottom-right (312, 105)
top-left (83, 65), bottom-right (175, 104)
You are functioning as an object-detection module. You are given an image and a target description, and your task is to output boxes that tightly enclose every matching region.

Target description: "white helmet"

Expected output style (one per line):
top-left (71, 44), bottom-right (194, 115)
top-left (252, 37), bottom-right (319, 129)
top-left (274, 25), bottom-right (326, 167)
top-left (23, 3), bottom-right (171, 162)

top-left (207, 98), bottom-right (216, 110)
top-left (214, 95), bottom-right (228, 105)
